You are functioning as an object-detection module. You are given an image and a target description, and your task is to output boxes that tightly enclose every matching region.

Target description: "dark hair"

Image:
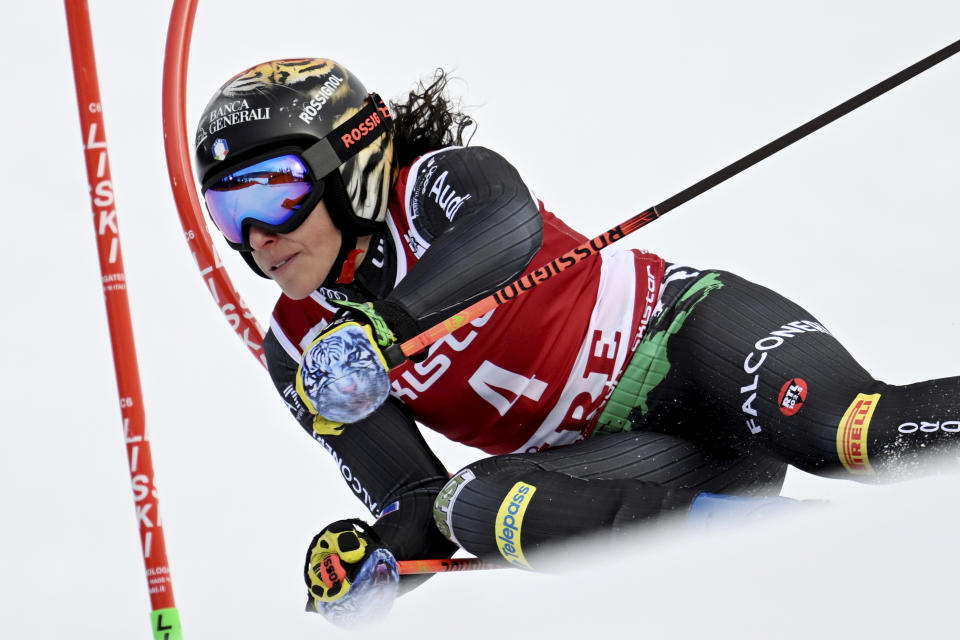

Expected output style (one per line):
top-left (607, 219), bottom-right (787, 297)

top-left (390, 69), bottom-right (475, 166)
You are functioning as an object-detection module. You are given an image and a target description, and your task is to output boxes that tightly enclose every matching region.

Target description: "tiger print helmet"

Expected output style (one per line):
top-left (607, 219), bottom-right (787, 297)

top-left (195, 58), bottom-right (396, 241)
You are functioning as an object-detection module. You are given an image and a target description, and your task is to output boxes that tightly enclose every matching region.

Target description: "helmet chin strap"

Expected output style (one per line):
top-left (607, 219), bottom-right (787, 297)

top-left (322, 228), bottom-right (360, 288)
top-left (318, 170), bottom-right (378, 288)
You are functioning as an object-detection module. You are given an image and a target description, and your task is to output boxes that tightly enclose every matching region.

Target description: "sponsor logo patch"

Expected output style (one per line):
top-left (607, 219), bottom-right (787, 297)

top-left (739, 320), bottom-right (831, 435)
top-left (836, 393), bottom-right (880, 474)
top-left (496, 482), bottom-right (537, 569)
top-left (201, 98), bottom-right (271, 143)
top-left (778, 378), bottom-right (808, 416)
top-left (433, 469), bottom-right (476, 545)
top-left (428, 169), bottom-right (472, 220)
top-left (338, 103), bottom-right (390, 149)
top-left (898, 419), bottom-right (960, 435)
top-left (212, 138), bottom-right (229, 161)
top-left (298, 73), bottom-right (344, 123)
top-left (377, 501), bottom-right (399, 520)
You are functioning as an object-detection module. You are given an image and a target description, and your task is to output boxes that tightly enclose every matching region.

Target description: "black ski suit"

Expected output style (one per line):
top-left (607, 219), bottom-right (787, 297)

top-left (263, 145), bottom-right (960, 582)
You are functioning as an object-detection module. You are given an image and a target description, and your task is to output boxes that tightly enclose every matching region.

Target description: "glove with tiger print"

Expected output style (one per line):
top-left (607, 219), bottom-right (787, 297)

top-left (295, 300), bottom-right (421, 430)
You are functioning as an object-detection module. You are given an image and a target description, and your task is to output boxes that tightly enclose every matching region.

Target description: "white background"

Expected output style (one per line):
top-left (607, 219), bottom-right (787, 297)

top-left (3, 1), bottom-right (959, 638)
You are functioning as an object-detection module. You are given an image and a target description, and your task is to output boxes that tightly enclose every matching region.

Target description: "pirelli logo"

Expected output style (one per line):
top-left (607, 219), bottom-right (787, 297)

top-left (836, 393), bottom-right (880, 475)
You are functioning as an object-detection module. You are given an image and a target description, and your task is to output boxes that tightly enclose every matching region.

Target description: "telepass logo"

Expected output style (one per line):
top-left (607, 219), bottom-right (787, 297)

top-left (496, 482), bottom-right (537, 569)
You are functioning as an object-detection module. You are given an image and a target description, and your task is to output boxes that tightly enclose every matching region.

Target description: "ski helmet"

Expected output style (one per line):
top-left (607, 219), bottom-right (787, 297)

top-left (195, 58), bottom-right (396, 280)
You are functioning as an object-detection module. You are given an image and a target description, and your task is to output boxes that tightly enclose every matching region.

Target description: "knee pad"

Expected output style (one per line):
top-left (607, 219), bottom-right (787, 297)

top-left (432, 467), bottom-right (477, 547)
top-left (432, 460), bottom-right (539, 568)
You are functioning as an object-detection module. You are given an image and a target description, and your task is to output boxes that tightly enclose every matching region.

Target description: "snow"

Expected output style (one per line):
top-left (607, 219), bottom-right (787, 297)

top-left (2, 1), bottom-right (958, 638)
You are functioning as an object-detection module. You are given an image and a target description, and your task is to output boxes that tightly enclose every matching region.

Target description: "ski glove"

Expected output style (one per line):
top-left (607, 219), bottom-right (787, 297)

top-left (295, 300), bottom-right (421, 431)
top-left (304, 519), bottom-right (400, 627)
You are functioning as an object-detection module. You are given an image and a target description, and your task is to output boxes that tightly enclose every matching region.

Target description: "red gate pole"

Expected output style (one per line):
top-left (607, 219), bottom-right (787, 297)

top-left (64, 2), bottom-right (183, 638)
top-left (163, 0), bottom-right (267, 369)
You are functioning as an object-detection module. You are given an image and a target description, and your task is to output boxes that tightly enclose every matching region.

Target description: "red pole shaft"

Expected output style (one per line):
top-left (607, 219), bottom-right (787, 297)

top-left (396, 557), bottom-right (507, 575)
top-left (64, 2), bottom-right (181, 635)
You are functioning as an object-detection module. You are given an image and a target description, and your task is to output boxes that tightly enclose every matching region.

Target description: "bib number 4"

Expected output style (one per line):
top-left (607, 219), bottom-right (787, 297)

top-left (468, 361), bottom-right (548, 416)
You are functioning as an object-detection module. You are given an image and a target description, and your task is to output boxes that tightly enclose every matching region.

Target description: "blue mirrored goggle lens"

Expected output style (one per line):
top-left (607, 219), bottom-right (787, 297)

top-left (203, 154), bottom-right (315, 244)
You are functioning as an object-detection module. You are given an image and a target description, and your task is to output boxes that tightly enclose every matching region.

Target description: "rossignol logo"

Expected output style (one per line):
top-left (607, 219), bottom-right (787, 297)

top-left (298, 74), bottom-right (344, 124)
top-left (837, 393), bottom-right (880, 474)
top-left (778, 378), bottom-right (808, 416)
top-left (340, 104), bottom-right (391, 149)
top-left (321, 555), bottom-right (343, 589)
top-left (739, 320), bottom-right (830, 435)
top-left (496, 482), bottom-right (537, 569)
top-left (492, 228), bottom-right (626, 305)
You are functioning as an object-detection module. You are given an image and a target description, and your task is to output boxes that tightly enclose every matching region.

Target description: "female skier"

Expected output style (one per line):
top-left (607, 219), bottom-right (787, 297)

top-left (194, 58), bottom-right (960, 620)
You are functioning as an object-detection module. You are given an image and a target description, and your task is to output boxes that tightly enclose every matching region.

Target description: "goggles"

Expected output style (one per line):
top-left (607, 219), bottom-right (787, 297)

top-left (203, 153), bottom-right (320, 247)
top-left (201, 93), bottom-right (392, 249)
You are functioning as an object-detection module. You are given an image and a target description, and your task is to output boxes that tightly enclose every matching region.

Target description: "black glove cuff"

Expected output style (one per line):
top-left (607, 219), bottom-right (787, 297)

top-left (370, 300), bottom-right (422, 343)
top-left (345, 517), bottom-right (386, 547)
top-left (371, 300), bottom-right (430, 364)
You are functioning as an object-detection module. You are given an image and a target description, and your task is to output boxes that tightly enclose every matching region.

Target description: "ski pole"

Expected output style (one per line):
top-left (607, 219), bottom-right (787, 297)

top-left (396, 557), bottom-right (507, 575)
top-left (400, 36), bottom-right (960, 358)
top-left (65, 2), bottom-right (183, 638)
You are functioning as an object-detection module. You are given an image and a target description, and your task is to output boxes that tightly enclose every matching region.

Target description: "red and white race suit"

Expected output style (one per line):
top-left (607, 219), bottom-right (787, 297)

top-left (268, 147), bottom-right (664, 454)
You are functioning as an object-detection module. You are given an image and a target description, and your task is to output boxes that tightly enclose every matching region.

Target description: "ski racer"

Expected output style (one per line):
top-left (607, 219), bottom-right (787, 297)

top-left (193, 58), bottom-right (960, 621)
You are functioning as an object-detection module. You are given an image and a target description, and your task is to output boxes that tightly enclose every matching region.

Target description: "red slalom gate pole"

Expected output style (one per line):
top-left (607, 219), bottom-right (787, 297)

top-left (163, 0), bottom-right (267, 370)
top-left (64, 2), bottom-right (183, 638)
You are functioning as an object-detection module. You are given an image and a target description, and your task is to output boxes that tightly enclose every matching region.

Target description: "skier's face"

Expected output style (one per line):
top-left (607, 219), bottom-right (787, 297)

top-left (248, 200), bottom-right (343, 300)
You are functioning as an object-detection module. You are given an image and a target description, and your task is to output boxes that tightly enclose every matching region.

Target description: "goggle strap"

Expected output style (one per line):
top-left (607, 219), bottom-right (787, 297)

top-left (302, 94), bottom-right (392, 178)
